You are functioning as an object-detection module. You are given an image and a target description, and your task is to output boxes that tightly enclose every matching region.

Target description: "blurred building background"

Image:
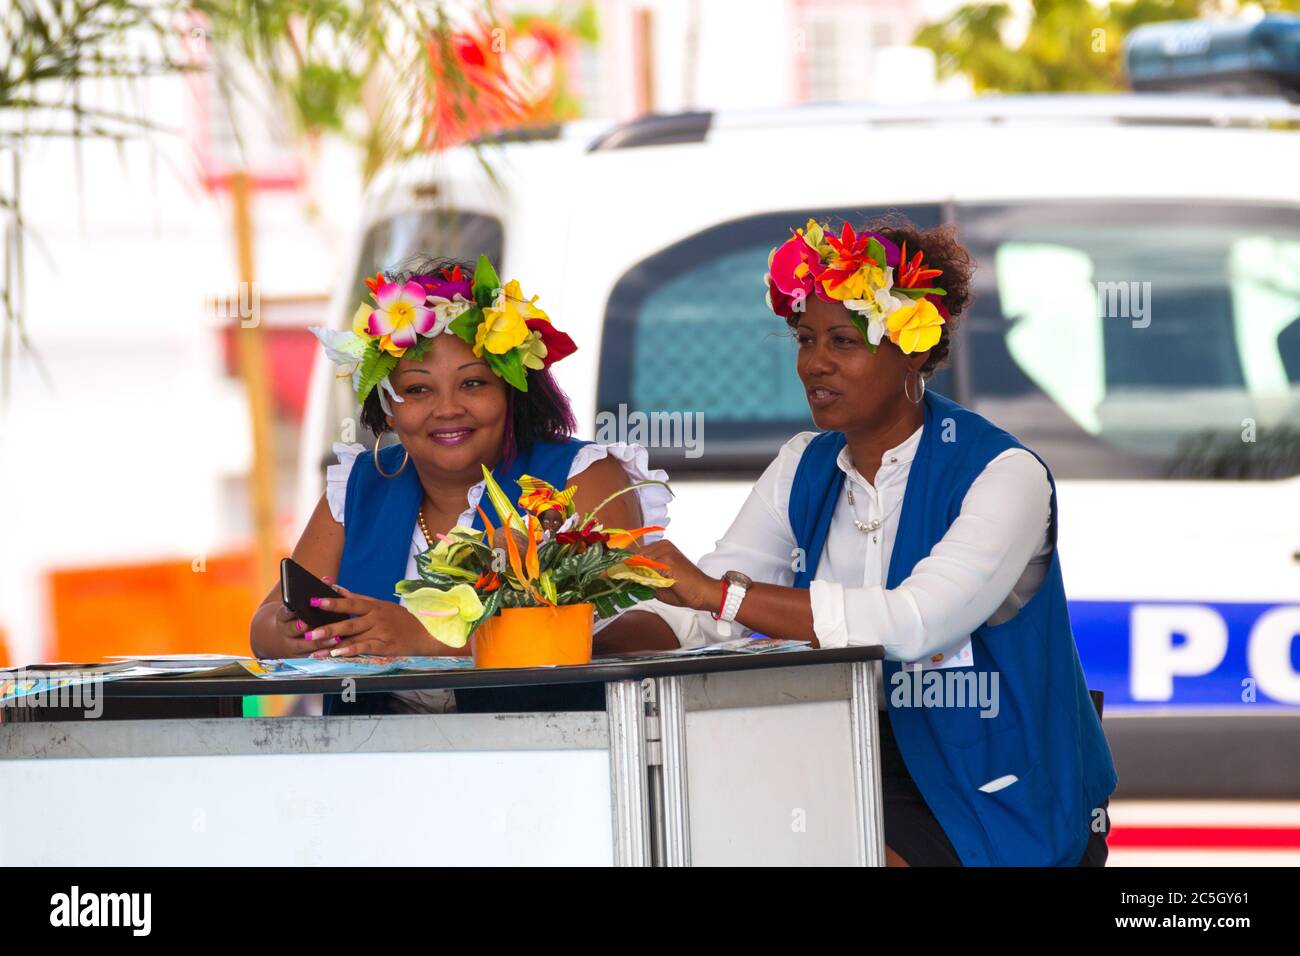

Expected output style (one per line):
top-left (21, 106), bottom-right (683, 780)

top-left (0, 0), bottom-right (981, 667)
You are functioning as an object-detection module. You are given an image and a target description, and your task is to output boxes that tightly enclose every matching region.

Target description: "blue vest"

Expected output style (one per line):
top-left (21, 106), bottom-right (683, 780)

top-left (788, 390), bottom-right (1117, 865)
top-left (325, 436), bottom-right (593, 715)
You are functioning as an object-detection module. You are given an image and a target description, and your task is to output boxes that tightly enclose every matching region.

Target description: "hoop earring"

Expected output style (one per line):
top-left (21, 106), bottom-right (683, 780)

top-left (373, 428), bottom-right (410, 478)
top-left (904, 369), bottom-right (926, 405)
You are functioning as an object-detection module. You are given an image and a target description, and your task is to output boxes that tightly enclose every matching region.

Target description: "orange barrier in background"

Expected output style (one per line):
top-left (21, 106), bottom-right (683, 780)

top-left (48, 547), bottom-right (278, 663)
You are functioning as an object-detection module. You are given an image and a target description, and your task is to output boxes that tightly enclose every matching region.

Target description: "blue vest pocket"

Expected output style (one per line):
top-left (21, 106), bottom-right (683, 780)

top-left (965, 761), bottom-right (1078, 865)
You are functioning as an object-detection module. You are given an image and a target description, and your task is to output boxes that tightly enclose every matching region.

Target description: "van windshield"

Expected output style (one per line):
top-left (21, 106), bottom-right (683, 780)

top-left (959, 201), bottom-right (1300, 480)
top-left (346, 209), bottom-right (504, 299)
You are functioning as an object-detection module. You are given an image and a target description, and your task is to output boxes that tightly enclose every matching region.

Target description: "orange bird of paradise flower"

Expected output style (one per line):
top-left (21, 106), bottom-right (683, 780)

top-left (623, 554), bottom-right (673, 572)
top-left (605, 526), bottom-right (665, 549)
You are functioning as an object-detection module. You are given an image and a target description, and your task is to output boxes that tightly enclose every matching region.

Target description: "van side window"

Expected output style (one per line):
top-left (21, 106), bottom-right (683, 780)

top-left (959, 202), bottom-right (1300, 480)
top-left (597, 206), bottom-right (948, 473)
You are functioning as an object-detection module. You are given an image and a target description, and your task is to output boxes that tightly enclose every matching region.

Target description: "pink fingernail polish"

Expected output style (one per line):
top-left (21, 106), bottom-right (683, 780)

top-left (334, 636), bottom-right (341, 644)
top-left (309, 597), bottom-right (322, 608)
top-left (296, 621), bottom-right (306, 632)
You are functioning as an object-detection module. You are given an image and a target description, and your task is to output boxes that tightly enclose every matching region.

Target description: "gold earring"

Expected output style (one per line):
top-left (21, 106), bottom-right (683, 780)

top-left (373, 428), bottom-right (410, 478)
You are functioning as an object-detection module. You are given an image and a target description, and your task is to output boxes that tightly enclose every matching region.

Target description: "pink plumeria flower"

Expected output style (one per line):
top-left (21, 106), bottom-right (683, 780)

top-left (368, 280), bottom-right (438, 351)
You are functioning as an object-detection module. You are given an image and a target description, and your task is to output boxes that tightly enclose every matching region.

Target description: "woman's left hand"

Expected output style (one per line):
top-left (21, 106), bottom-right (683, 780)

top-left (302, 586), bottom-right (448, 658)
top-left (637, 540), bottom-right (722, 613)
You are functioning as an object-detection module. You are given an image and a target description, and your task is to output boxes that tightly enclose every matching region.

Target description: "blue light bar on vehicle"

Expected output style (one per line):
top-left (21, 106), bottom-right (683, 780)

top-left (1124, 14), bottom-right (1300, 99)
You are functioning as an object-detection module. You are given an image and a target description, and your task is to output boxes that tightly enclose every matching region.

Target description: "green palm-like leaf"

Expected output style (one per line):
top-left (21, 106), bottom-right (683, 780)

top-left (356, 345), bottom-right (397, 404)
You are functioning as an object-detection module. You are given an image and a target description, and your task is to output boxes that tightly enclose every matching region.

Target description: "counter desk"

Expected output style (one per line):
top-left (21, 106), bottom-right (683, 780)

top-left (0, 647), bottom-right (886, 866)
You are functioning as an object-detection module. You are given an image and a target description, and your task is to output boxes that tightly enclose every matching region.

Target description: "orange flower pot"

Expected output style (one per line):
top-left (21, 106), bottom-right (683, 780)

top-left (471, 603), bottom-right (594, 669)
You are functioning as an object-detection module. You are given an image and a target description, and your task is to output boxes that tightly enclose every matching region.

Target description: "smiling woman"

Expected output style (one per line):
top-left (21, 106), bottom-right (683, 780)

top-left (247, 255), bottom-right (677, 714)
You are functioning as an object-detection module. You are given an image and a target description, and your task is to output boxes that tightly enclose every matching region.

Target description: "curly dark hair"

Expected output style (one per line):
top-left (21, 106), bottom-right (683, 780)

top-left (358, 254), bottom-right (576, 461)
top-left (785, 213), bottom-right (976, 378)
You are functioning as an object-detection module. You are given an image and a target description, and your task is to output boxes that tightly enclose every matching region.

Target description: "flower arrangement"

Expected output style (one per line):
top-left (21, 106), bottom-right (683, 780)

top-left (309, 253), bottom-right (577, 409)
top-left (393, 469), bottom-right (673, 649)
top-left (765, 219), bottom-right (950, 354)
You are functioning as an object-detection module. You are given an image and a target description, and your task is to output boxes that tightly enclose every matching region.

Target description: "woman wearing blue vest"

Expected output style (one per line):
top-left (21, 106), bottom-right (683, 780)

top-left (626, 216), bottom-right (1118, 866)
top-left (248, 254), bottom-right (675, 714)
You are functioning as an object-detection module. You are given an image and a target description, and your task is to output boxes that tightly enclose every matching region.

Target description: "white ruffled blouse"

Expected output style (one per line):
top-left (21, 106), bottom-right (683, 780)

top-left (326, 441), bottom-right (672, 713)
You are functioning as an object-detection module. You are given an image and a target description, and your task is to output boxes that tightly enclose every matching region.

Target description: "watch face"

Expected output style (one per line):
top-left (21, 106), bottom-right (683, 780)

top-left (725, 570), bottom-right (753, 589)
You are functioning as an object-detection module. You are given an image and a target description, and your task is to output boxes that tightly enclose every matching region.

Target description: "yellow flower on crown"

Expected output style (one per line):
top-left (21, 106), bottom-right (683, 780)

top-left (475, 279), bottom-right (548, 356)
top-left (519, 330), bottom-right (548, 370)
top-left (822, 263), bottom-right (887, 303)
top-left (351, 302), bottom-right (373, 338)
top-left (797, 218), bottom-right (833, 259)
top-left (886, 298), bottom-right (946, 354)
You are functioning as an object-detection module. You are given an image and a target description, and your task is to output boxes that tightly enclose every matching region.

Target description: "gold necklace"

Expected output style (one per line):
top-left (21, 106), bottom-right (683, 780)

top-left (418, 503), bottom-right (436, 548)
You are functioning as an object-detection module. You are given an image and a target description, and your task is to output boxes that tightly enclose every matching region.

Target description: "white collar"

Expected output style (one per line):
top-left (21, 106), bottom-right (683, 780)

top-left (835, 423), bottom-right (924, 480)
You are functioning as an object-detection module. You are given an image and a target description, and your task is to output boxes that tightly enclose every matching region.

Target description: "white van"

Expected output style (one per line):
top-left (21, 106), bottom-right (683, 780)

top-left (299, 94), bottom-right (1300, 795)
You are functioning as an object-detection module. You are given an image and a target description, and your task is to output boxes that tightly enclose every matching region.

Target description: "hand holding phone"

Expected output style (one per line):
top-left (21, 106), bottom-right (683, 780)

top-left (280, 558), bottom-right (351, 629)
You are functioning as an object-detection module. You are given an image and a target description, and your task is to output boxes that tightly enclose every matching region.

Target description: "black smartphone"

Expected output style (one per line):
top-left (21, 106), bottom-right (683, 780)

top-left (280, 558), bottom-right (351, 629)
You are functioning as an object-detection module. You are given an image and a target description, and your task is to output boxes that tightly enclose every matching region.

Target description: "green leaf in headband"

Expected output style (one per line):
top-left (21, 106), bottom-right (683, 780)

top-left (448, 304), bottom-right (483, 347)
top-left (404, 335), bottom-right (434, 363)
top-left (485, 347), bottom-right (528, 392)
top-left (471, 255), bottom-right (501, 310)
top-left (356, 345), bottom-right (398, 404)
top-left (847, 313), bottom-right (880, 354)
top-left (866, 237), bottom-right (888, 270)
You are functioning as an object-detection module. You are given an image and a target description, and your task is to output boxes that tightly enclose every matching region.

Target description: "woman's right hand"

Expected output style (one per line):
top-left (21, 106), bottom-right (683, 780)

top-left (254, 575), bottom-right (345, 659)
top-left (249, 494), bottom-right (348, 660)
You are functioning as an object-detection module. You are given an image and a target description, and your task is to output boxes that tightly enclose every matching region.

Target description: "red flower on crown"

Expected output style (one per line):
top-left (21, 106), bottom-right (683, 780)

top-left (526, 318), bottom-right (578, 368)
top-left (896, 240), bottom-right (944, 289)
top-left (767, 233), bottom-right (826, 308)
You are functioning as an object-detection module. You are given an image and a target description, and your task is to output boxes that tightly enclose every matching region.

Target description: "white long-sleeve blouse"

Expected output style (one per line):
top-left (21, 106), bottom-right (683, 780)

top-left (640, 426), bottom-right (1054, 706)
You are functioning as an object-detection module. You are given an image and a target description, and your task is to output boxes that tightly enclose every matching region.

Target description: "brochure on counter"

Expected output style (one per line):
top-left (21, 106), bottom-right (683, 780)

top-left (1, 638), bottom-right (811, 704)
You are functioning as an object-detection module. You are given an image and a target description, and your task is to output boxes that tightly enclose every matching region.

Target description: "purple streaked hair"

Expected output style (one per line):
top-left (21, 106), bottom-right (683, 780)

top-left (498, 367), bottom-right (577, 470)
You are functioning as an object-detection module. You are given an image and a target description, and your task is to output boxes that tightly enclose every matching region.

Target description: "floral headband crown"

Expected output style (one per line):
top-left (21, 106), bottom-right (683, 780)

top-left (309, 254), bottom-right (577, 413)
top-left (765, 219), bottom-right (950, 355)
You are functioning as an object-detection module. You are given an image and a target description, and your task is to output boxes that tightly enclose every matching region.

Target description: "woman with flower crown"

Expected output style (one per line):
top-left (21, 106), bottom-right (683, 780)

top-left (624, 216), bottom-right (1118, 867)
top-left (247, 254), bottom-right (676, 714)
